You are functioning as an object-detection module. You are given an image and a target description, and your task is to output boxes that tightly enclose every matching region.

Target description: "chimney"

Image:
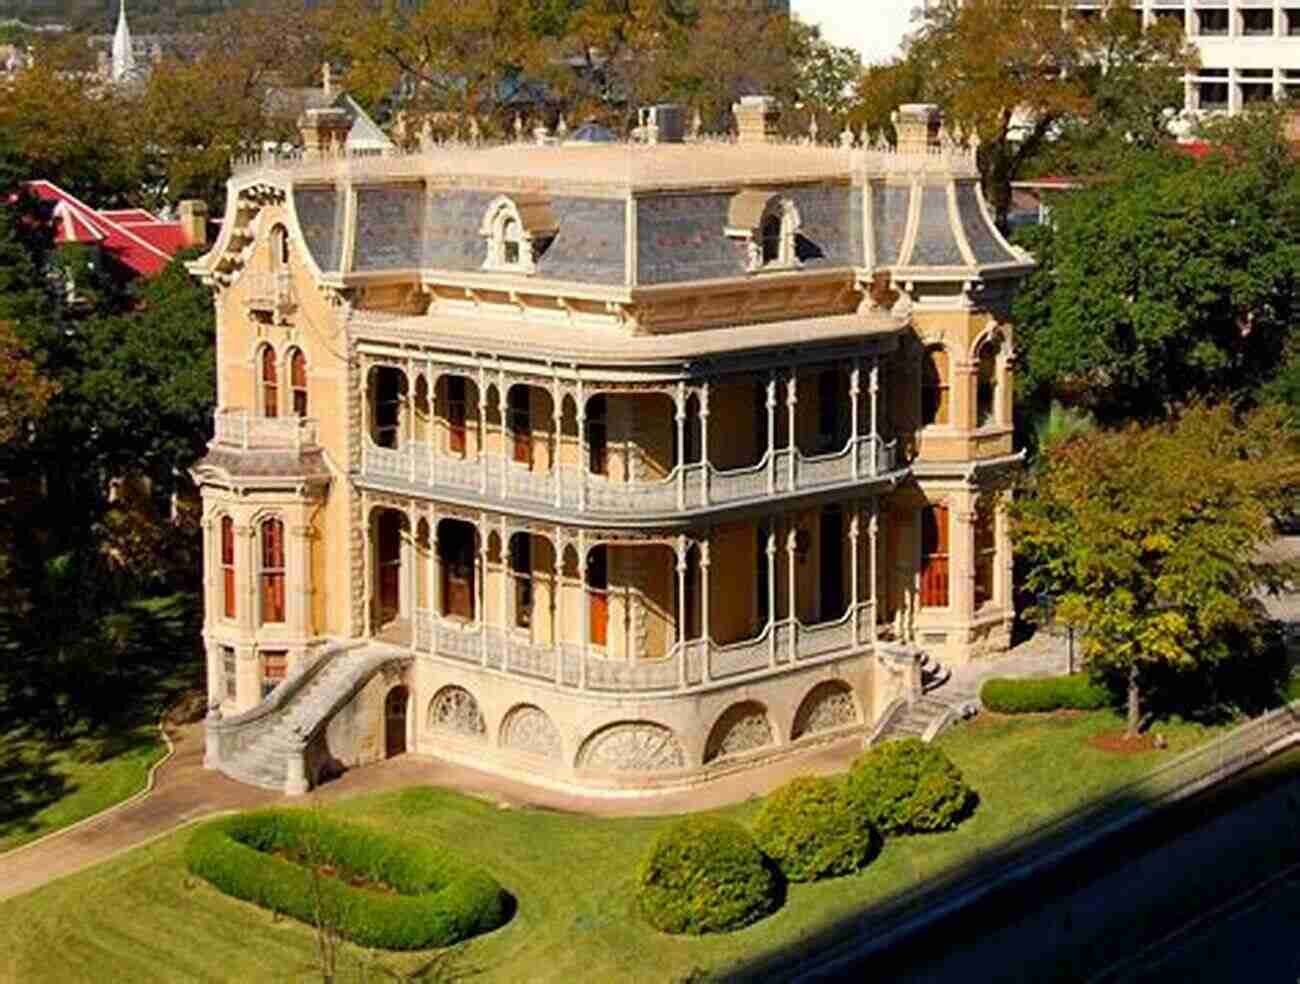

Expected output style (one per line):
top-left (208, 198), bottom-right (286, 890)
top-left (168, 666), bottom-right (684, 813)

top-left (177, 199), bottom-right (208, 248)
top-left (893, 103), bottom-right (944, 153)
top-left (733, 95), bottom-right (780, 145)
top-left (299, 106), bottom-right (352, 157)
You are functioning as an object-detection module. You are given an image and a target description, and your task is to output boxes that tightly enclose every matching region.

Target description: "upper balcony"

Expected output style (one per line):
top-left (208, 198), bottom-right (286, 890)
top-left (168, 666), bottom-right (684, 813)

top-left (355, 358), bottom-right (905, 522)
top-left (213, 408), bottom-right (319, 452)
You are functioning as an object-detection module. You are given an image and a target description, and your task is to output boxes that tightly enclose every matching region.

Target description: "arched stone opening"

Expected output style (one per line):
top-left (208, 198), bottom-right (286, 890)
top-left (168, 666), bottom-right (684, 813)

top-left (385, 685), bottom-right (410, 757)
top-left (791, 680), bottom-right (860, 741)
top-left (428, 685), bottom-right (486, 739)
top-left (499, 703), bottom-right (561, 760)
top-left (703, 701), bottom-right (775, 764)
top-left (436, 518), bottom-right (478, 622)
top-left (577, 720), bottom-right (686, 772)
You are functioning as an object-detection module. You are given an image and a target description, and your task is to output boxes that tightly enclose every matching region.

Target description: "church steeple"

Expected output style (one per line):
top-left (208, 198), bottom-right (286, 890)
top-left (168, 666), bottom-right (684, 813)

top-left (111, 0), bottom-right (135, 82)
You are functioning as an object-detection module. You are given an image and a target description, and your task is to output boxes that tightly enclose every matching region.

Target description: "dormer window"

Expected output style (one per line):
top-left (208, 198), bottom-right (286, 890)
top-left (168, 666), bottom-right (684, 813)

top-left (481, 195), bottom-right (557, 275)
top-left (727, 190), bottom-right (803, 273)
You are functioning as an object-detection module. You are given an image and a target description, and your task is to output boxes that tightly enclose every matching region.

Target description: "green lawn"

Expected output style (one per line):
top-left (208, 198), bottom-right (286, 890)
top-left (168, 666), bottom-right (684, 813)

top-left (0, 724), bottom-right (167, 854)
top-left (0, 709), bottom-right (1222, 984)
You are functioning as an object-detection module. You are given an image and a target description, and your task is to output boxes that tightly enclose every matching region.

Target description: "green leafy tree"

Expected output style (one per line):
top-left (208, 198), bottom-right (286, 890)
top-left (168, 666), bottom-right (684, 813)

top-left (1009, 404), bottom-right (1300, 736)
top-left (1012, 127), bottom-right (1300, 420)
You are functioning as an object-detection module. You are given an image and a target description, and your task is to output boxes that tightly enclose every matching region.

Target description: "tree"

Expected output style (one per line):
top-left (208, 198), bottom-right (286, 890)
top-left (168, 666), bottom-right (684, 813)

top-left (1011, 119), bottom-right (1300, 421)
top-left (0, 321), bottom-right (56, 450)
top-left (887, 0), bottom-right (1195, 227)
top-left (1009, 404), bottom-right (1300, 736)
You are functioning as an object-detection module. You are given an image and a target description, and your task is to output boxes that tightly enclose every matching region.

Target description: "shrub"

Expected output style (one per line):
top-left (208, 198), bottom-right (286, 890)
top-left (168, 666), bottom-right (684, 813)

top-left (637, 816), bottom-right (778, 934)
top-left (980, 674), bottom-right (1109, 714)
top-left (848, 738), bottom-right (974, 835)
top-left (752, 776), bottom-right (879, 882)
top-left (184, 809), bottom-right (507, 950)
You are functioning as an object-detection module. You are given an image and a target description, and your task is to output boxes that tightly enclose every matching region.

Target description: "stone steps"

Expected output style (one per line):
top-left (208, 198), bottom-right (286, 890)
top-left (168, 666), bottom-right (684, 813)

top-left (215, 647), bottom-right (402, 793)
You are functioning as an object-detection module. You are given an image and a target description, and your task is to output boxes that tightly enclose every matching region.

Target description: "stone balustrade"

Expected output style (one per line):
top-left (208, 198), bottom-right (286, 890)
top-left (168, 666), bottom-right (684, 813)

top-left (406, 601), bottom-right (874, 697)
top-left (213, 408), bottom-right (319, 451)
top-left (361, 436), bottom-right (899, 517)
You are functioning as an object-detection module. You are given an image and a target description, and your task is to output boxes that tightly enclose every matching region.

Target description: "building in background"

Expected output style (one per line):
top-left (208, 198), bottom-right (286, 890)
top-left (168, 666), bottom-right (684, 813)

top-left (189, 101), bottom-right (1028, 798)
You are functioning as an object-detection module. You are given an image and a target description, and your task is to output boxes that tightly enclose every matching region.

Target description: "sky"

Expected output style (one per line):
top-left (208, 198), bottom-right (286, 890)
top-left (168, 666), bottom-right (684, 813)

top-left (794, 0), bottom-right (915, 65)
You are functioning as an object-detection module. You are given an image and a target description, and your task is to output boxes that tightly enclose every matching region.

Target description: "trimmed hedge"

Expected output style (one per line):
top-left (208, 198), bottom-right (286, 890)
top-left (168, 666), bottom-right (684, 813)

top-left (752, 776), bottom-right (879, 882)
top-left (637, 816), bottom-right (778, 935)
top-left (848, 738), bottom-right (974, 835)
top-left (184, 809), bottom-right (507, 950)
top-left (981, 674), bottom-right (1109, 714)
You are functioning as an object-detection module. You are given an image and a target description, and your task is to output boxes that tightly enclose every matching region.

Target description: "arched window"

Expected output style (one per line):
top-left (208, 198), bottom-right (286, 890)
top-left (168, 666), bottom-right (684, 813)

top-left (920, 346), bottom-right (949, 427)
top-left (220, 516), bottom-right (236, 619)
top-left (977, 337), bottom-right (1000, 428)
top-left (259, 517), bottom-right (286, 624)
top-left (919, 504), bottom-right (949, 608)
top-left (974, 507), bottom-right (996, 607)
top-left (270, 224), bottom-right (290, 269)
top-left (260, 346), bottom-right (279, 418)
top-left (501, 217), bottom-right (521, 266)
top-left (289, 348), bottom-right (308, 418)
top-left (481, 196), bottom-right (556, 274)
top-left (752, 198), bottom-right (801, 270)
top-left (760, 212), bottom-right (782, 265)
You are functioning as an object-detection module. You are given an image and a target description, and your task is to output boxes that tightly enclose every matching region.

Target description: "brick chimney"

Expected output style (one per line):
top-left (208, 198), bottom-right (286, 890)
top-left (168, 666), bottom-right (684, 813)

top-left (177, 200), bottom-right (208, 247)
top-left (894, 103), bottom-right (944, 153)
top-left (299, 107), bottom-right (351, 158)
top-left (733, 95), bottom-right (780, 145)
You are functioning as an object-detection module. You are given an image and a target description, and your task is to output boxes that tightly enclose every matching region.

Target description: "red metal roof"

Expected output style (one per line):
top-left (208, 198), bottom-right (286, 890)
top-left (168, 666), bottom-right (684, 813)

top-left (25, 180), bottom-right (189, 278)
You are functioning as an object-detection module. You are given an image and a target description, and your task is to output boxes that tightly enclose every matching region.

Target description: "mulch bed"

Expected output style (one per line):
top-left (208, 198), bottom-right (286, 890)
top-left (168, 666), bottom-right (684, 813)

top-left (271, 849), bottom-right (397, 895)
top-left (1087, 731), bottom-right (1160, 754)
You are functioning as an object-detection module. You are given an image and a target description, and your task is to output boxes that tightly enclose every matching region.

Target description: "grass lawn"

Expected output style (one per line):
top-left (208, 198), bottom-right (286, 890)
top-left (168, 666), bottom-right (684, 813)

top-left (0, 709), bottom-right (1223, 984)
top-left (0, 724), bottom-right (167, 855)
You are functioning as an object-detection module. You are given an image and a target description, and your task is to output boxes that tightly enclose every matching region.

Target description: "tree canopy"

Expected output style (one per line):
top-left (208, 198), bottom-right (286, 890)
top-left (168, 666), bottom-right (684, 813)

top-left (1010, 404), bottom-right (1300, 735)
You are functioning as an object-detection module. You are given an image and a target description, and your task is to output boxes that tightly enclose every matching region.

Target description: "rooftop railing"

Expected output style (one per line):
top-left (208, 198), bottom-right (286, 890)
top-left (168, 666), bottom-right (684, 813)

top-left (213, 408), bottom-right (319, 452)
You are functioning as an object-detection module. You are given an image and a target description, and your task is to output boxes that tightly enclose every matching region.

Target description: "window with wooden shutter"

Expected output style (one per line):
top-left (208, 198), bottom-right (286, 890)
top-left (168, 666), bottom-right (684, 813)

top-left (261, 650), bottom-right (287, 699)
top-left (975, 508), bottom-right (996, 607)
top-left (221, 645), bottom-right (237, 700)
top-left (920, 504), bottom-right (950, 608)
top-left (289, 348), bottom-right (308, 418)
top-left (220, 516), bottom-right (237, 619)
top-left (260, 347), bottom-right (279, 418)
top-left (260, 517), bottom-right (286, 624)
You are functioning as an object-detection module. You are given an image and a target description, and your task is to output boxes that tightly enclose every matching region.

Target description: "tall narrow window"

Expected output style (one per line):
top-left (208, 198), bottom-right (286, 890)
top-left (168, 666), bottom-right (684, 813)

top-left (920, 346), bottom-right (949, 427)
top-left (221, 645), bottom-right (237, 701)
top-left (260, 517), bottom-right (286, 624)
top-left (373, 367), bottom-right (403, 449)
top-left (975, 508), bottom-right (996, 607)
top-left (588, 395), bottom-right (608, 475)
top-left (289, 348), bottom-right (308, 418)
top-left (508, 386), bottom-right (532, 465)
top-left (511, 536), bottom-right (533, 629)
top-left (920, 504), bottom-right (950, 608)
top-left (446, 376), bottom-right (467, 456)
top-left (260, 346), bottom-right (279, 418)
top-left (761, 213), bottom-right (782, 264)
top-left (220, 516), bottom-right (236, 619)
top-left (261, 650), bottom-right (287, 699)
top-left (756, 522), bottom-right (770, 627)
top-left (977, 338), bottom-right (1000, 429)
top-left (817, 368), bottom-right (843, 452)
top-left (502, 217), bottom-right (521, 266)
top-left (587, 546), bottom-right (608, 648)
top-left (270, 225), bottom-right (290, 268)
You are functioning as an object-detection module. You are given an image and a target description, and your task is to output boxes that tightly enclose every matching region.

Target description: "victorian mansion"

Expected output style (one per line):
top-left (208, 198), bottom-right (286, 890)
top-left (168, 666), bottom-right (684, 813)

top-left (189, 100), bottom-right (1028, 795)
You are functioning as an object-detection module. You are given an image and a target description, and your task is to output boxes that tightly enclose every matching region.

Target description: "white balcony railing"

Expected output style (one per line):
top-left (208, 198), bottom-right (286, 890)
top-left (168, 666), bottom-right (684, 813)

top-left (408, 602), bottom-right (874, 696)
top-left (241, 270), bottom-right (296, 313)
top-left (362, 435), bottom-right (899, 516)
top-left (213, 409), bottom-right (318, 451)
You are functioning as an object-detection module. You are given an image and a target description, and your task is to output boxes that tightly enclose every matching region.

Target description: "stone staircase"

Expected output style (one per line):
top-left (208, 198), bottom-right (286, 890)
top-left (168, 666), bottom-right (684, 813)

top-left (217, 647), bottom-right (401, 792)
top-left (872, 652), bottom-right (980, 745)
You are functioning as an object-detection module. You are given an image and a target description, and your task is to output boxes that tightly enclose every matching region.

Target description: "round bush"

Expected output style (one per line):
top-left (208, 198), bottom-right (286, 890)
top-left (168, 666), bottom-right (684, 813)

top-left (752, 776), bottom-right (879, 882)
top-left (848, 738), bottom-right (974, 835)
top-left (981, 674), bottom-right (1109, 714)
top-left (637, 816), bottom-right (778, 934)
top-left (184, 810), bottom-right (507, 950)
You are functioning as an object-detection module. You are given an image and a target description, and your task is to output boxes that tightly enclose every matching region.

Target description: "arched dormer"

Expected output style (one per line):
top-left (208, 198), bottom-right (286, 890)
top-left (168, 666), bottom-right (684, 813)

top-left (726, 189), bottom-right (803, 273)
top-left (480, 194), bottom-right (558, 275)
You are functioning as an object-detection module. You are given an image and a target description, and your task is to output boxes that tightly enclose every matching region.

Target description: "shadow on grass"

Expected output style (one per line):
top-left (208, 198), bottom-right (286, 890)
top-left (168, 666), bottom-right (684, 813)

top-left (0, 742), bottom-right (70, 839)
top-left (720, 738), bottom-right (1300, 984)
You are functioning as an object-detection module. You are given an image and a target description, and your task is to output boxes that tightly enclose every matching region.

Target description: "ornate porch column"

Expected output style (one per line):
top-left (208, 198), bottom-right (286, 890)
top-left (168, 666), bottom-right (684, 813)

top-left (429, 506), bottom-right (440, 624)
top-left (426, 357), bottom-right (435, 487)
top-left (766, 372), bottom-right (777, 494)
top-left (850, 360), bottom-right (862, 479)
top-left (477, 365), bottom-right (488, 494)
top-left (952, 489), bottom-right (978, 626)
top-left (200, 516), bottom-right (216, 634)
top-left (700, 537), bottom-right (711, 683)
top-left (477, 524), bottom-right (488, 665)
top-left (786, 525), bottom-right (798, 662)
top-left (766, 524), bottom-right (778, 667)
top-left (675, 535), bottom-right (688, 687)
top-left (499, 516), bottom-right (509, 636)
top-left (553, 527), bottom-right (564, 686)
top-left (786, 371), bottom-right (798, 489)
top-left (289, 519), bottom-right (313, 641)
top-left (869, 356), bottom-right (881, 475)
top-left (675, 381), bottom-right (687, 510)
top-left (577, 380), bottom-right (587, 512)
top-left (359, 502), bottom-right (372, 637)
top-left (869, 499), bottom-right (880, 643)
top-left (407, 366), bottom-right (417, 482)
top-left (849, 508), bottom-right (860, 647)
top-left (552, 380), bottom-right (564, 507)
top-left (499, 367), bottom-right (510, 499)
top-left (700, 381), bottom-right (711, 505)
top-left (578, 530), bottom-right (589, 688)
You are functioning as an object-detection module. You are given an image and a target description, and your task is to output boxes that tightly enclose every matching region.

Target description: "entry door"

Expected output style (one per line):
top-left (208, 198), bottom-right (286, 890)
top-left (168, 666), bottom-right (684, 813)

top-left (385, 686), bottom-right (408, 757)
top-left (820, 506), bottom-right (844, 621)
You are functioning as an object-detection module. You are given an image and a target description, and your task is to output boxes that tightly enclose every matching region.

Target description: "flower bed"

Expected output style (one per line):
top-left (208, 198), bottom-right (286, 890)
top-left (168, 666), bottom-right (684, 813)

top-left (184, 809), bottom-right (507, 950)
